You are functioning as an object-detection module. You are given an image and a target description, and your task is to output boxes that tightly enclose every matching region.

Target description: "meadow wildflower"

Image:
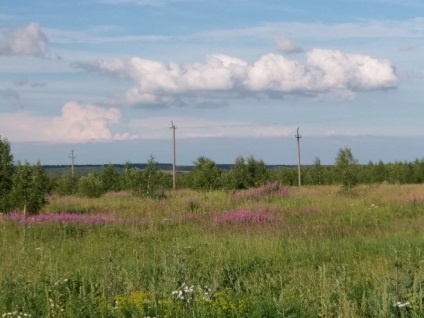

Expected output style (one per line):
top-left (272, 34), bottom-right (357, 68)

top-left (7, 212), bottom-right (120, 225)
top-left (212, 209), bottom-right (274, 224)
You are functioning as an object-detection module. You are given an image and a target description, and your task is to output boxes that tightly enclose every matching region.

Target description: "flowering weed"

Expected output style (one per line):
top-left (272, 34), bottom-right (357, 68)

top-left (212, 209), bottom-right (274, 224)
top-left (7, 212), bottom-right (120, 225)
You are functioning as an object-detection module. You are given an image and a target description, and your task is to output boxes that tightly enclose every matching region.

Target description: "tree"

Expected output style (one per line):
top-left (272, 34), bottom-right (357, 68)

top-left (54, 172), bottom-right (79, 196)
top-left (128, 156), bottom-right (165, 198)
top-left (9, 161), bottom-right (50, 215)
top-left (120, 162), bottom-right (133, 190)
top-left (334, 147), bottom-right (359, 192)
top-left (98, 164), bottom-right (121, 192)
top-left (77, 173), bottom-right (105, 198)
top-left (310, 157), bottom-right (324, 185)
top-left (223, 156), bottom-right (269, 190)
top-left (246, 156), bottom-right (269, 186)
top-left (0, 136), bottom-right (13, 211)
top-left (190, 156), bottom-right (222, 190)
top-left (224, 156), bottom-right (248, 190)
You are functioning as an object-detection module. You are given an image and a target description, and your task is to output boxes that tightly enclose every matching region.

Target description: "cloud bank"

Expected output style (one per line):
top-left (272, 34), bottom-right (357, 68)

top-left (75, 48), bottom-right (397, 107)
top-left (0, 23), bottom-right (49, 57)
top-left (0, 102), bottom-right (135, 143)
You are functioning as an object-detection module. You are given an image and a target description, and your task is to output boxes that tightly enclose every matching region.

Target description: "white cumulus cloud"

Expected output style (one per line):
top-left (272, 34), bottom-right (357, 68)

top-left (0, 102), bottom-right (136, 143)
top-left (0, 23), bottom-right (49, 57)
top-left (74, 48), bottom-right (397, 107)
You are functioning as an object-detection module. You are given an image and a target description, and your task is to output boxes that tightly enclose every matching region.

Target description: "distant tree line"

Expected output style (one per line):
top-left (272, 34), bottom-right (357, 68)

top-left (52, 148), bottom-right (424, 197)
top-left (3, 133), bottom-right (424, 215)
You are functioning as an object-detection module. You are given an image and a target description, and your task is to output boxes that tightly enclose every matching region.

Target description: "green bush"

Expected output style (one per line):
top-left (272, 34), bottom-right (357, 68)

top-left (0, 136), bottom-right (13, 212)
top-left (189, 156), bottom-right (222, 190)
top-left (9, 161), bottom-right (50, 215)
top-left (77, 173), bottom-right (105, 198)
top-left (54, 173), bottom-right (79, 196)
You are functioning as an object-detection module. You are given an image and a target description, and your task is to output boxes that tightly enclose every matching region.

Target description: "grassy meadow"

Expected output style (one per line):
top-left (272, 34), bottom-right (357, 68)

top-left (1, 183), bottom-right (424, 317)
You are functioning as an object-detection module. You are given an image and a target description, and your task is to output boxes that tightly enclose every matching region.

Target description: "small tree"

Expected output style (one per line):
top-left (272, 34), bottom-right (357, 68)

top-left (98, 164), bottom-right (121, 192)
top-left (128, 156), bottom-right (165, 198)
top-left (55, 172), bottom-right (79, 196)
top-left (9, 161), bottom-right (50, 215)
top-left (190, 156), bottom-right (222, 190)
top-left (77, 173), bottom-right (105, 198)
top-left (334, 147), bottom-right (359, 192)
top-left (0, 136), bottom-right (13, 211)
top-left (224, 156), bottom-right (248, 190)
top-left (120, 162), bottom-right (133, 190)
top-left (224, 156), bottom-right (269, 190)
top-left (310, 157), bottom-right (323, 185)
top-left (246, 156), bottom-right (269, 186)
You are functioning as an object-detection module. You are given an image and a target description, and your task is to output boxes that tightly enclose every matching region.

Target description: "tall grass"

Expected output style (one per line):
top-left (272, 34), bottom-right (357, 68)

top-left (1, 184), bottom-right (424, 317)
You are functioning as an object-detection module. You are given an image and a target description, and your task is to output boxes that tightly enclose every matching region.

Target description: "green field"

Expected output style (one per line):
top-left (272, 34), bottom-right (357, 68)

top-left (1, 184), bottom-right (424, 317)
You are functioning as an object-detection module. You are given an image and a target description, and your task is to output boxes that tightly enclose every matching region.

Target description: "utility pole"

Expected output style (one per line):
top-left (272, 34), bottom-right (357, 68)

top-left (170, 121), bottom-right (176, 190)
top-left (69, 150), bottom-right (76, 177)
top-left (295, 127), bottom-right (302, 187)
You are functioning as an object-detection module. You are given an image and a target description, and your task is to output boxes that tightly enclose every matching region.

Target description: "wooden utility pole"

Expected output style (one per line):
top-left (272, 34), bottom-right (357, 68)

top-left (170, 121), bottom-right (176, 190)
top-left (295, 127), bottom-right (302, 187)
top-left (69, 150), bottom-right (76, 177)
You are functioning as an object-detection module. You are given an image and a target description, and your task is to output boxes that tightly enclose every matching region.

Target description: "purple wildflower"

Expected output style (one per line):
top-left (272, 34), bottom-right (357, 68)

top-left (7, 212), bottom-right (120, 225)
top-left (212, 209), bottom-right (274, 224)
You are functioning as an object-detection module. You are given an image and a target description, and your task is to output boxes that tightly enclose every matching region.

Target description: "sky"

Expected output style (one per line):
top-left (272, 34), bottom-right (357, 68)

top-left (0, 0), bottom-right (423, 165)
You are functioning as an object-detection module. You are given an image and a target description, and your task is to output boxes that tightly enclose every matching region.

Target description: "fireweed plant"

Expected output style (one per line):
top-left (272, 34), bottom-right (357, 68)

top-left (1, 184), bottom-right (424, 316)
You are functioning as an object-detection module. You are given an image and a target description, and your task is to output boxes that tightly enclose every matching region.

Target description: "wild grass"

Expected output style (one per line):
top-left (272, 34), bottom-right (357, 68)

top-left (1, 184), bottom-right (424, 316)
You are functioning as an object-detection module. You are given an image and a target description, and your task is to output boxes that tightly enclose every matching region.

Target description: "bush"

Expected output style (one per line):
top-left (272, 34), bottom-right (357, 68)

top-left (77, 173), bottom-right (105, 198)
top-left (9, 161), bottom-right (50, 215)
top-left (190, 156), bottom-right (222, 190)
top-left (54, 173), bottom-right (79, 196)
top-left (0, 136), bottom-right (13, 212)
top-left (127, 156), bottom-right (166, 198)
top-left (334, 147), bottom-right (359, 193)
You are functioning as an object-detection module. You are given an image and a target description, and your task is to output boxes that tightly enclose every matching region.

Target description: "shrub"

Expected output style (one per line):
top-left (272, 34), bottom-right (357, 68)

top-left (334, 147), bottom-right (359, 193)
top-left (77, 173), bottom-right (105, 198)
top-left (190, 156), bottom-right (222, 190)
top-left (0, 136), bottom-right (13, 211)
top-left (54, 173), bottom-right (79, 196)
top-left (9, 161), bottom-right (50, 215)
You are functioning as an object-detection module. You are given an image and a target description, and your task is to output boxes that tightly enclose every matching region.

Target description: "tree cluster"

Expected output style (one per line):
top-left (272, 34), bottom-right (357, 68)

top-left (4, 131), bottom-right (424, 216)
top-left (0, 136), bottom-right (50, 215)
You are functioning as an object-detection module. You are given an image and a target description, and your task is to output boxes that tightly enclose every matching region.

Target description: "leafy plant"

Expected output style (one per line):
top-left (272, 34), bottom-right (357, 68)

top-left (9, 161), bottom-right (50, 215)
top-left (190, 156), bottom-right (222, 190)
top-left (334, 147), bottom-right (359, 193)
top-left (0, 136), bottom-right (13, 212)
top-left (77, 173), bottom-right (105, 198)
top-left (128, 156), bottom-right (166, 198)
top-left (223, 156), bottom-right (269, 190)
top-left (97, 164), bottom-right (121, 192)
top-left (54, 172), bottom-right (79, 196)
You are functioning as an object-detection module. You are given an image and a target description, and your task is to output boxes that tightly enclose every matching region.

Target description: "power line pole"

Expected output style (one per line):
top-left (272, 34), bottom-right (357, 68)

top-left (295, 127), bottom-right (302, 187)
top-left (69, 150), bottom-right (76, 177)
top-left (170, 121), bottom-right (176, 190)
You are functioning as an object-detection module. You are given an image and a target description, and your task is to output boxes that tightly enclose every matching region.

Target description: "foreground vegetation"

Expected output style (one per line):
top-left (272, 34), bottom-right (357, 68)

top-left (1, 184), bottom-right (424, 317)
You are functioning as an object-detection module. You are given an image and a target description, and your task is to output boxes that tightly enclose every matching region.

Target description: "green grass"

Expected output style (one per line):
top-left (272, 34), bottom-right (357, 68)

top-left (1, 184), bottom-right (424, 317)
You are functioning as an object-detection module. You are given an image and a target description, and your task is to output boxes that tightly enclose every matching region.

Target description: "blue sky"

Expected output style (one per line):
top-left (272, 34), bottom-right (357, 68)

top-left (0, 0), bottom-right (423, 165)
